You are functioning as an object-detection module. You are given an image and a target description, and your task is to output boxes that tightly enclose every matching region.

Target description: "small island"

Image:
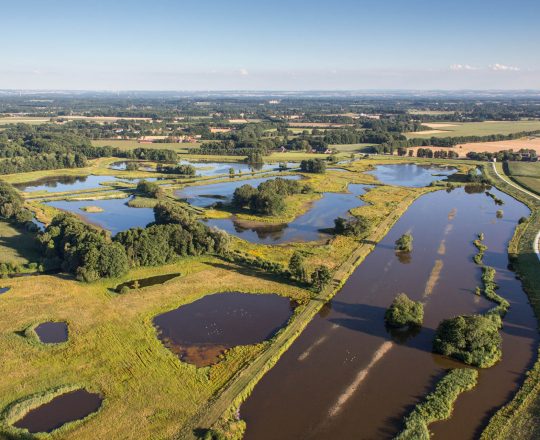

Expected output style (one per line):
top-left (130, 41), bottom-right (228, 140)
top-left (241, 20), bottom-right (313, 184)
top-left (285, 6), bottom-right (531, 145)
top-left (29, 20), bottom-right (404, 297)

top-left (80, 206), bottom-right (104, 213)
top-left (385, 293), bottom-right (424, 328)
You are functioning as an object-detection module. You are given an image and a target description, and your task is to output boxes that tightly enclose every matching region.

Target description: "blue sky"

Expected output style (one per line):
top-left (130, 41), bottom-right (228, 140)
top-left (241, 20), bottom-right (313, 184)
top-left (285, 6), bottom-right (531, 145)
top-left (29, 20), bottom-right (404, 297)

top-left (1, 0), bottom-right (539, 90)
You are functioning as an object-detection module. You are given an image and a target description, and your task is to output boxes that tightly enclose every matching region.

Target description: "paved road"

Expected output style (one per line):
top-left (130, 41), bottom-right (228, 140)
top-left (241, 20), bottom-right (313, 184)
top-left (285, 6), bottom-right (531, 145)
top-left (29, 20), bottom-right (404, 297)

top-left (492, 162), bottom-right (540, 262)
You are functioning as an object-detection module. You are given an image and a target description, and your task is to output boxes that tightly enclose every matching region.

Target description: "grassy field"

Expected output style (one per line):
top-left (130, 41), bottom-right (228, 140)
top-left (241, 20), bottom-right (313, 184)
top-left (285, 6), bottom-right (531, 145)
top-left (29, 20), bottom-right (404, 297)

top-left (92, 139), bottom-right (201, 152)
top-left (405, 120), bottom-right (540, 139)
top-left (0, 221), bottom-right (42, 267)
top-left (506, 162), bottom-right (540, 195)
top-left (0, 259), bottom-right (309, 440)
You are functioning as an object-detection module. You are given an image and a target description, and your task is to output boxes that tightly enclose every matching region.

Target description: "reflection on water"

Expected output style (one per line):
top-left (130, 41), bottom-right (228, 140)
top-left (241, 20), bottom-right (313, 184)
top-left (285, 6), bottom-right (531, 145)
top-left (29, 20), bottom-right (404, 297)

top-left (45, 197), bottom-right (155, 235)
top-left (153, 292), bottom-right (294, 367)
top-left (15, 174), bottom-right (158, 193)
top-left (13, 389), bottom-right (102, 434)
top-left (241, 186), bottom-right (536, 440)
top-left (206, 184), bottom-right (371, 244)
top-left (367, 164), bottom-right (457, 187)
top-left (178, 160), bottom-right (299, 177)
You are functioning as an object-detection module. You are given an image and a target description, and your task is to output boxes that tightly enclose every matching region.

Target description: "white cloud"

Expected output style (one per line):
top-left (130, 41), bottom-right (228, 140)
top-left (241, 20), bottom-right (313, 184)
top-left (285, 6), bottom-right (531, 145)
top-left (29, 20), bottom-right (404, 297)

top-left (489, 63), bottom-right (520, 71)
top-left (449, 64), bottom-right (478, 71)
top-left (239, 68), bottom-right (249, 76)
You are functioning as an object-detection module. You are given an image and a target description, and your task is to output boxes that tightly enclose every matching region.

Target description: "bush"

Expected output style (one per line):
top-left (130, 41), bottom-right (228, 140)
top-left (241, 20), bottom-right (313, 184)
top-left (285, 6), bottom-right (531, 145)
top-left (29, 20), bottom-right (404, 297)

top-left (385, 293), bottom-right (424, 328)
top-left (433, 315), bottom-right (502, 368)
top-left (311, 265), bottom-right (331, 292)
top-left (395, 233), bottom-right (413, 252)
top-left (300, 159), bottom-right (326, 173)
top-left (334, 216), bottom-right (370, 237)
top-left (136, 180), bottom-right (164, 198)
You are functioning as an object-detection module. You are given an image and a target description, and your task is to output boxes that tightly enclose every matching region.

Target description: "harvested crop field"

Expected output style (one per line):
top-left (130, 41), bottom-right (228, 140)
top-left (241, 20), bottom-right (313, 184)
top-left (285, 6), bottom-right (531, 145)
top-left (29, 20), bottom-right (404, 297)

top-left (406, 121), bottom-right (540, 138)
top-left (408, 137), bottom-right (540, 157)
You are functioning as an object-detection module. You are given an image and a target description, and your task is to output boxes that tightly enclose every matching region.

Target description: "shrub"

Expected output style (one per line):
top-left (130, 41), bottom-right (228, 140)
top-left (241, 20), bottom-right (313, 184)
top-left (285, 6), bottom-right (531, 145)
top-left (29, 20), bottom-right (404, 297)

top-left (385, 293), bottom-right (424, 328)
top-left (433, 315), bottom-right (502, 368)
top-left (311, 265), bottom-right (331, 292)
top-left (300, 158), bottom-right (326, 173)
top-left (395, 233), bottom-right (413, 252)
top-left (334, 216), bottom-right (370, 237)
top-left (136, 179), bottom-right (163, 198)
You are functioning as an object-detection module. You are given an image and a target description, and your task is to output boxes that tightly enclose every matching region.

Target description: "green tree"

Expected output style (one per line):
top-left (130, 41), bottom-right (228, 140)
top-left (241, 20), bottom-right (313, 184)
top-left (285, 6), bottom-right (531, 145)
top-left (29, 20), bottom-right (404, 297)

top-left (395, 233), bottom-right (413, 252)
top-left (311, 265), bottom-right (331, 292)
top-left (385, 293), bottom-right (424, 328)
top-left (289, 251), bottom-right (307, 282)
top-left (433, 315), bottom-right (502, 368)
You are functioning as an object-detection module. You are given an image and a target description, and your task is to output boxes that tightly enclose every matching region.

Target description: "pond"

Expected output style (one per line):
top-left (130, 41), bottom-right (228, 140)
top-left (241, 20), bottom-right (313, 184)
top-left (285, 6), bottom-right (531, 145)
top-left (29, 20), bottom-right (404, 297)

top-left (109, 161), bottom-right (155, 171)
top-left (45, 197), bottom-right (155, 235)
top-left (15, 174), bottom-right (158, 193)
top-left (367, 163), bottom-right (457, 187)
top-left (205, 184), bottom-right (370, 244)
top-left (178, 160), bottom-right (299, 177)
top-left (153, 292), bottom-right (294, 367)
top-left (241, 186), bottom-right (537, 440)
top-left (175, 175), bottom-right (302, 208)
top-left (115, 273), bottom-right (181, 292)
top-left (34, 321), bottom-right (68, 343)
top-left (0, 287), bottom-right (10, 294)
top-left (13, 389), bottom-right (102, 433)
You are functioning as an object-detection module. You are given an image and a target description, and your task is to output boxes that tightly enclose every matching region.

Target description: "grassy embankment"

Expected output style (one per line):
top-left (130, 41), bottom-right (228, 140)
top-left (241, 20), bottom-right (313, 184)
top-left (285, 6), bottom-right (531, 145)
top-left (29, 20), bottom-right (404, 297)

top-left (505, 162), bottom-right (540, 196)
top-left (480, 162), bottom-right (540, 440)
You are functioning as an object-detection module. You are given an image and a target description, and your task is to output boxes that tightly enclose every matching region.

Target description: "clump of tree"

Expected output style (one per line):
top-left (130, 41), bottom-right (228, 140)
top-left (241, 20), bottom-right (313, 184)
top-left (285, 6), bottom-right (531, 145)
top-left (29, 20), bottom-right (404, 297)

top-left (300, 159), bottom-right (326, 174)
top-left (115, 201), bottom-right (229, 267)
top-left (334, 215), bottom-right (370, 237)
top-left (156, 163), bottom-right (196, 176)
top-left (232, 178), bottom-right (311, 216)
top-left (433, 314), bottom-right (502, 368)
top-left (395, 233), bottom-right (413, 252)
top-left (385, 293), bottom-right (424, 328)
top-left (0, 180), bottom-right (35, 228)
top-left (311, 265), bottom-right (331, 292)
top-left (124, 162), bottom-right (139, 171)
top-left (40, 213), bottom-right (129, 282)
top-left (289, 251), bottom-right (308, 282)
top-left (136, 180), bottom-right (164, 198)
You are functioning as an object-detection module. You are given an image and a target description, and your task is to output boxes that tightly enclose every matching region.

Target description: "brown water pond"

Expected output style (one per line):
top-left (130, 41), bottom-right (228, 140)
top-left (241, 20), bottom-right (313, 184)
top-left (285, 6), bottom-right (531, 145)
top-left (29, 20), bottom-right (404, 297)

top-left (153, 292), bottom-right (294, 367)
top-left (241, 186), bottom-right (537, 440)
top-left (34, 322), bottom-right (68, 344)
top-left (13, 389), bottom-right (102, 433)
top-left (114, 273), bottom-right (181, 292)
